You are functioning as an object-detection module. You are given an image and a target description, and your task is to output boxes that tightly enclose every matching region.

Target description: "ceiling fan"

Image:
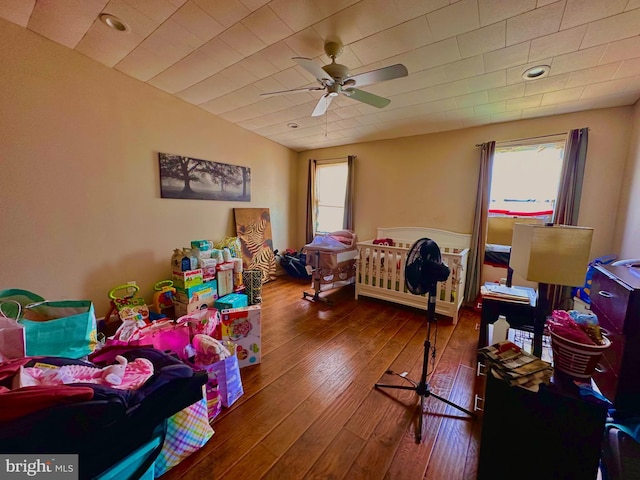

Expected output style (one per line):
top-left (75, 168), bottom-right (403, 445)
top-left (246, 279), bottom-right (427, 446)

top-left (260, 41), bottom-right (408, 117)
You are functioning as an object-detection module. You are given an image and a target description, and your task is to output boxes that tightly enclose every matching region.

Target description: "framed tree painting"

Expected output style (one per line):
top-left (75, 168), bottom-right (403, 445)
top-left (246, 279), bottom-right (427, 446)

top-left (159, 152), bottom-right (250, 201)
top-left (234, 208), bottom-right (276, 284)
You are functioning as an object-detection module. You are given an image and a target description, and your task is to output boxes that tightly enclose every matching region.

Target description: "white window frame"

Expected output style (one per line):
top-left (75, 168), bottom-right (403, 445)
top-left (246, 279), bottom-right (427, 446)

top-left (314, 159), bottom-right (348, 235)
top-left (490, 135), bottom-right (567, 223)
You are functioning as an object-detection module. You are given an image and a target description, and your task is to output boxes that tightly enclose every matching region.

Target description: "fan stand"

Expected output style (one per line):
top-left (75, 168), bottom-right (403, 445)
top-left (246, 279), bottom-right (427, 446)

top-left (375, 283), bottom-right (476, 444)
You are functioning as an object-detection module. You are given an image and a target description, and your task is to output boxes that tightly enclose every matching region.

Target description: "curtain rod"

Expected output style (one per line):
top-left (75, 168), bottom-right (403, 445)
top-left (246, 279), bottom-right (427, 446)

top-left (475, 132), bottom-right (567, 147)
top-left (314, 156), bottom-right (353, 161)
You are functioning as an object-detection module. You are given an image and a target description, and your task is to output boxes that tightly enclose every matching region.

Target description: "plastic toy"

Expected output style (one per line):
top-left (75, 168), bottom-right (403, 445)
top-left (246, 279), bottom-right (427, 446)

top-left (151, 280), bottom-right (176, 315)
top-left (105, 284), bottom-right (150, 325)
top-left (192, 334), bottom-right (231, 365)
top-left (101, 355), bottom-right (128, 385)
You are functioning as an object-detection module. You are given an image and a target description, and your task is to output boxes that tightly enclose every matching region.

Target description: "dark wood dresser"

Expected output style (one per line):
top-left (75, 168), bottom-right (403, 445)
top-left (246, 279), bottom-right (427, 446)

top-left (590, 264), bottom-right (640, 413)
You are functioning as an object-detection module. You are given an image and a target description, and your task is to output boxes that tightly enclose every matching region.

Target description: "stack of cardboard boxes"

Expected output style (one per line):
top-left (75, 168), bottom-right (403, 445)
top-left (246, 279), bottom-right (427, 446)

top-left (171, 239), bottom-right (262, 368)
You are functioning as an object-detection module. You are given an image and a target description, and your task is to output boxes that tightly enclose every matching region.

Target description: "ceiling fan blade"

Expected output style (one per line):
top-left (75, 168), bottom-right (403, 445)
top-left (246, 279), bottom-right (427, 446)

top-left (347, 64), bottom-right (408, 88)
top-left (311, 94), bottom-right (334, 117)
top-left (343, 88), bottom-right (391, 108)
top-left (294, 57), bottom-right (334, 84)
top-left (260, 86), bottom-right (325, 97)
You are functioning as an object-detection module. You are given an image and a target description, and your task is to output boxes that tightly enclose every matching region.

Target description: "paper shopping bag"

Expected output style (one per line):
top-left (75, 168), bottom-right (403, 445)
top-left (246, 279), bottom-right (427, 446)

top-left (0, 301), bottom-right (26, 361)
top-left (155, 391), bottom-right (214, 477)
top-left (0, 289), bottom-right (45, 319)
top-left (176, 308), bottom-right (220, 340)
top-left (20, 300), bottom-right (97, 358)
top-left (209, 354), bottom-right (243, 408)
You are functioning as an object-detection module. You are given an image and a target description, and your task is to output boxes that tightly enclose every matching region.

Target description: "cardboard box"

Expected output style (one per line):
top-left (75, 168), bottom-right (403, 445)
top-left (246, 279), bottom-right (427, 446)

top-left (175, 282), bottom-right (216, 303)
top-left (220, 305), bottom-right (261, 368)
top-left (216, 267), bottom-right (234, 297)
top-left (174, 287), bottom-right (217, 317)
top-left (191, 240), bottom-right (212, 251)
top-left (172, 269), bottom-right (203, 289)
top-left (215, 293), bottom-right (248, 310)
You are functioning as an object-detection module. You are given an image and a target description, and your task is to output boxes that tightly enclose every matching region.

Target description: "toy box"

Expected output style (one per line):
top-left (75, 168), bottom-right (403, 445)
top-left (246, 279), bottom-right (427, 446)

top-left (220, 305), bottom-right (261, 368)
top-left (215, 293), bottom-right (248, 310)
top-left (172, 269), bottom-right (203, 289)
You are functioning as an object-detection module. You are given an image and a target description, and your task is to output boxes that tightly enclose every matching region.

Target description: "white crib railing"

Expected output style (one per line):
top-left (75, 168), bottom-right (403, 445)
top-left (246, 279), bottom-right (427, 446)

top-left (354, 228), bottom-right (470, 323)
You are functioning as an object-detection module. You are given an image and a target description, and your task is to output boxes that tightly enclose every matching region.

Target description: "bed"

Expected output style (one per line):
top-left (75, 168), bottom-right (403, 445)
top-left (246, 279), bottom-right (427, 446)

top-left (355, 227), bottom-right (470, 323)
top-left (302, 231), bottom-right (358, 303)
top-left (482, 217), bottom-right (544, 287)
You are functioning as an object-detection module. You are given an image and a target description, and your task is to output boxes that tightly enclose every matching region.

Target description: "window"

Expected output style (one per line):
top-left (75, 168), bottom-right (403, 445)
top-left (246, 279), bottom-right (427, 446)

top-left (314, 160), bottom-right (348, 233)
top-left (490, 138), bottom-right (566, 223)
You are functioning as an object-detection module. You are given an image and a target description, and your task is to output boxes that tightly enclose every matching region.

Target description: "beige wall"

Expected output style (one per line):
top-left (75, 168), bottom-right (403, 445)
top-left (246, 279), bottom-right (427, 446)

top-left (615, 101), bottom-right (640, 259)
top-left (298, 107), bottom-right (634, 263)
top-left (0, 20), bottom-right (297, 315)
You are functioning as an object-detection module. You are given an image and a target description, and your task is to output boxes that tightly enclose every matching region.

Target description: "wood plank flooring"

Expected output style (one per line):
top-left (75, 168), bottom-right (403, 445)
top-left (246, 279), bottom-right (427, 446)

top-left (161, 276), bottom-right (482, 480)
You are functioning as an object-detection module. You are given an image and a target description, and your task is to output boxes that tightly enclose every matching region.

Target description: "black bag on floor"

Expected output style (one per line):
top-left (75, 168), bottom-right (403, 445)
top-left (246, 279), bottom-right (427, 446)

top-left (276, 250), bottom-right (311, 279)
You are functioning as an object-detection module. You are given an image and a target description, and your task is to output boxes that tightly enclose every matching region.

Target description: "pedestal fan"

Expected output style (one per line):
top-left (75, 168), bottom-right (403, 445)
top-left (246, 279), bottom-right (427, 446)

top-left (375, 238), bottom-right (475, 443)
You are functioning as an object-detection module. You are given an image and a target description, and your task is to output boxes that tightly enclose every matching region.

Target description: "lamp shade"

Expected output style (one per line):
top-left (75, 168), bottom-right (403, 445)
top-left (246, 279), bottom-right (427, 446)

top-left (487, 217), bottom-right (545, 246)
top-left (510, 224), bottom-right (593, 286)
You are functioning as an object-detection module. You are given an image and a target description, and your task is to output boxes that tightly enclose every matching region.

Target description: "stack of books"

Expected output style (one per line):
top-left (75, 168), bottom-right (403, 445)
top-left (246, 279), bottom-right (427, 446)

top-left (479, 341), bottom-right (553, 391)
top-left (481, 283), bottom-right (535, 305)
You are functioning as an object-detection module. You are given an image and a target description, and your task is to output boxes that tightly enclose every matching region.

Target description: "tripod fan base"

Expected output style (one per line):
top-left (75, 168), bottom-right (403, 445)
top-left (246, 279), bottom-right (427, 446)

top-left (376, 238), bottom-right (476, 443)
top-left (375, 371), bottom-right (475, 443)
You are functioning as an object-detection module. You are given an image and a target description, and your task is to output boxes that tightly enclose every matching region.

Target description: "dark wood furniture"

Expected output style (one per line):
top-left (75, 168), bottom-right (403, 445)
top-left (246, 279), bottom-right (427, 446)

top-left (477, 371), bottom-right (608, 480)
top-left (478, 288), bottom-right (536, 350)
top-left (590, 264), bottom-right (640, 413)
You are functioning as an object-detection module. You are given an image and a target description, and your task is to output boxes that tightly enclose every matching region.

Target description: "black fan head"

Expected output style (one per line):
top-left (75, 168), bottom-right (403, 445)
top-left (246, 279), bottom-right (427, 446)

top-left (405, 238), bottom-right (451, 295)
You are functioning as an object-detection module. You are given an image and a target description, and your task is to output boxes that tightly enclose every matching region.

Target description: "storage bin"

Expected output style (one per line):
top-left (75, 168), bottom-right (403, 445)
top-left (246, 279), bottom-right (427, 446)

top-left (550, 331), bottom-right (611, 378)
top-left (94, 421), bottom-right (165, 480)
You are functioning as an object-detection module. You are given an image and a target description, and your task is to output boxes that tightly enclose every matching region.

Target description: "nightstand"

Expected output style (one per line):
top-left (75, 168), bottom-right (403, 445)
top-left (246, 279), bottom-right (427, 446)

top-left (478, 286), bottom-right (537, 350)
top-left (477, 371), bottom-right (608, 480)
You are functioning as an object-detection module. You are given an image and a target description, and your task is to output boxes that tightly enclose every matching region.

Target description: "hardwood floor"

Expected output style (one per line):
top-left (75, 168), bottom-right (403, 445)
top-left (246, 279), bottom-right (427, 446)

top-left (161, 276), bottom-right (483, 480)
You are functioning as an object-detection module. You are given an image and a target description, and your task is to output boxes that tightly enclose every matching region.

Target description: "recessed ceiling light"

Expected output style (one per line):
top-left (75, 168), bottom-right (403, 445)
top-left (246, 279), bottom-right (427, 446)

top-left (522, 65), bottom-right (550, 80)
top-left (99, 13), bottom-right (130, 32)
top-left (287, 123), bottom-right (299, 129)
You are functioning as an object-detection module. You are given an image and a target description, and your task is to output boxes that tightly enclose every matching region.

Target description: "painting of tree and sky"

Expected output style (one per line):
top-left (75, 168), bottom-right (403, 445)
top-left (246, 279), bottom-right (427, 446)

top-left (159, 153), bottom-right (250, 201)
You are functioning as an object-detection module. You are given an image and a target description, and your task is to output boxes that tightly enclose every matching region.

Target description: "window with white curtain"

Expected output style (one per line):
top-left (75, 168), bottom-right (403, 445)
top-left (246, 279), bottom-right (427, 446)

top-left (314, 160), bottom-right (348, 234)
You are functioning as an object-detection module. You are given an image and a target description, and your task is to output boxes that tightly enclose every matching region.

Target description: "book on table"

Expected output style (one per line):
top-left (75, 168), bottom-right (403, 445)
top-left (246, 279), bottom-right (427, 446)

top-left (478, 341), bottom-right (553, 391)
top-left (481, 283), bottom-right (535, 305)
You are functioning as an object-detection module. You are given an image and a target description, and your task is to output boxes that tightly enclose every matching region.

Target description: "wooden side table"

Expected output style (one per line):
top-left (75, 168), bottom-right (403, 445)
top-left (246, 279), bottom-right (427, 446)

top-left (479, 287), bottom-right (537, 350)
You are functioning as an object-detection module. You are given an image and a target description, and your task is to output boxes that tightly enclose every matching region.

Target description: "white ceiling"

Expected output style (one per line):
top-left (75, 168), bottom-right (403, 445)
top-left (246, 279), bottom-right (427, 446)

top-left (3, 0), bottom-right (640, 152)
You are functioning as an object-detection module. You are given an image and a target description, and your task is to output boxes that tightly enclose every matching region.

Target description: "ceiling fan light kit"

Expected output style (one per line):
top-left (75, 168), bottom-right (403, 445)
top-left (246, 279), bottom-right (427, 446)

top-left (261, 40), bottom-right (408, 117)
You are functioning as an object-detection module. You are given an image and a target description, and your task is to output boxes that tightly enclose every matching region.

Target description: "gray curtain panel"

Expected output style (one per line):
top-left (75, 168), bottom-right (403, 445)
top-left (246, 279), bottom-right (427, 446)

top-left (551, 127), bottom-right (589, 309)
top-left (464, 141), bottom-right (495, 306)
top-left (343, 155), bottom-right (355, 231)
top-left (306, 159), bottom-right (316, 244)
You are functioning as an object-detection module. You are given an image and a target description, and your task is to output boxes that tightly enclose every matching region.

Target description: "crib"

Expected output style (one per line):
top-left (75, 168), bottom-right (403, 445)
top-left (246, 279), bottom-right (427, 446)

top-left (355, 227), bottom-right (470, 323)
top-left (302, 231), bottom-right (358, 304)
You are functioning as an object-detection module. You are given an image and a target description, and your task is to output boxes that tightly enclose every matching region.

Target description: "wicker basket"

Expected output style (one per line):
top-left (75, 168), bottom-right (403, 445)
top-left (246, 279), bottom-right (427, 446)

top-left (242, 269), bottom-right (263, 305)
top-left (549, 330), bottom-right (611, 378)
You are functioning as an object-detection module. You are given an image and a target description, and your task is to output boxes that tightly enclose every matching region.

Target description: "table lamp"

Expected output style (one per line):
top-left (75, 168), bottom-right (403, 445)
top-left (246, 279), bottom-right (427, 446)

top-left (509, 223), bottom-right (594, 357)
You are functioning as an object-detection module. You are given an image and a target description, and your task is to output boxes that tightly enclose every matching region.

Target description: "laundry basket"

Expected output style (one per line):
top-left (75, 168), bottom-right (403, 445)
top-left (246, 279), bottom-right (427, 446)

top-left (549, 330), bottom-right (611, 378)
